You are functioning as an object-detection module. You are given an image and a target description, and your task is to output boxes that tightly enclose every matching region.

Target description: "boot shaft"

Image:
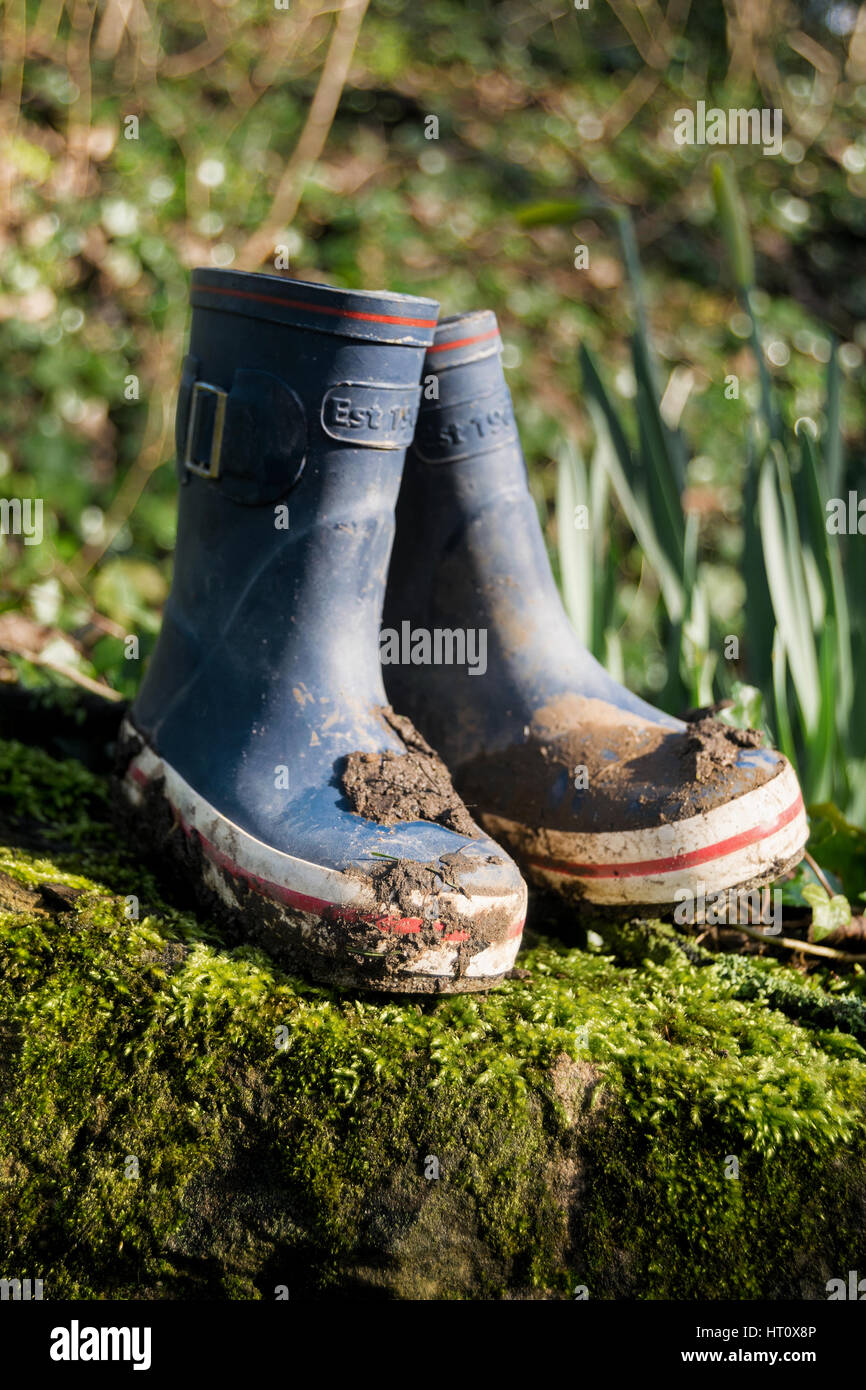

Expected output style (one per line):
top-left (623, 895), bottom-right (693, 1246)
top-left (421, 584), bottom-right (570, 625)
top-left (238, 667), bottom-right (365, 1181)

top-left (168, 270), bottom-right (438, 644)
top-left (385, 310), bottom-right (666, 763)
top-left (134, 271), bottom-right (439, 783)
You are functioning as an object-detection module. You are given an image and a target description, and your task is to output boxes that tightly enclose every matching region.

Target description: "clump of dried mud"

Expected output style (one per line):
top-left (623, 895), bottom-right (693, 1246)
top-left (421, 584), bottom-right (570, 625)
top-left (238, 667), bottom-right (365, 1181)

top-left (682, 707), bottom-right (764, 784)
top-left (342, 707), bottom-right (479, 837)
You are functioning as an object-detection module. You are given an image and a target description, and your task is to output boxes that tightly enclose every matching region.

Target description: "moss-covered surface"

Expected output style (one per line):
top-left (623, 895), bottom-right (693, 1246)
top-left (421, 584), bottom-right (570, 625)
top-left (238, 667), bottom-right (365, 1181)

top-left (1, 735), bottom-right (865, 1300)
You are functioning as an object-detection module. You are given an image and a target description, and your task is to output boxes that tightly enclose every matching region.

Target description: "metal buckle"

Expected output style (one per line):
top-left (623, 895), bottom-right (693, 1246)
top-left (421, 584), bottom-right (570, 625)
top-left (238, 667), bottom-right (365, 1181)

top-left (184, 380), bottom-right (228, 479)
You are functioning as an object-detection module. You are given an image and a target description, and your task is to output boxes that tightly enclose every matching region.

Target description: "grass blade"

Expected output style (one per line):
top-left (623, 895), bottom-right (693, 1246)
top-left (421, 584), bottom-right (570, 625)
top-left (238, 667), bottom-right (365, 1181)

top-left (556, 437), bottom-right (592, 645)
top-left (581, 347), bottom-right (685, 623)
top-left (825, 342), bottom-right (844, 498)
top-left (771, 631), bottom-right (797, 766)
top-left (758, 449), bottom-right (821, 731)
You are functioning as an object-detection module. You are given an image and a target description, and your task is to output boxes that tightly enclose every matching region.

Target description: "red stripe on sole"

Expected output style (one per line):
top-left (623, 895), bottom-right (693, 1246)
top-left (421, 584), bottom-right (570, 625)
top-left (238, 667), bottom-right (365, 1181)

top-left (527, 793), bottom-right (806, 880)
top-left (193, 282), bottom-right (437, 329)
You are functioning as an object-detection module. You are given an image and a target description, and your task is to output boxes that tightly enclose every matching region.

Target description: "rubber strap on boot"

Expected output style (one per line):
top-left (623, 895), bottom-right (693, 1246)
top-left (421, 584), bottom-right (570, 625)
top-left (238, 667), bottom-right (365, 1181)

top-left (175, 357), bottom-right (307, 505)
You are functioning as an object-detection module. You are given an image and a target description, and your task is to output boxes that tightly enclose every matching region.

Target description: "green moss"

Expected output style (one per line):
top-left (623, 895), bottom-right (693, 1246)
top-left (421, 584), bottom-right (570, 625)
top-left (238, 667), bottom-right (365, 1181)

top-left (0, 737), bottom-right (110, 847)
top-left (714, 951), bottom-right (866, 1043)
top-left (1, 736), bottom-right (865, 1298)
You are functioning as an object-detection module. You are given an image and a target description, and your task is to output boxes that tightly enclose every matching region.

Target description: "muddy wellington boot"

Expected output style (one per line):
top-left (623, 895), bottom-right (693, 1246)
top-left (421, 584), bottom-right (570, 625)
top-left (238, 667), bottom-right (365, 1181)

top-left (118, 273), bottom-right (527, 991)
top-left (383, 311), bottom-right (809, 911)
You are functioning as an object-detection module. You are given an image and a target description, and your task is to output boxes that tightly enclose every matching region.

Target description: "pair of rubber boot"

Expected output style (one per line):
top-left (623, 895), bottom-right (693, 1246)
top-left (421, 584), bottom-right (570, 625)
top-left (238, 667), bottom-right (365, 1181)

top-left (118, 270), bottom-right (808, 994)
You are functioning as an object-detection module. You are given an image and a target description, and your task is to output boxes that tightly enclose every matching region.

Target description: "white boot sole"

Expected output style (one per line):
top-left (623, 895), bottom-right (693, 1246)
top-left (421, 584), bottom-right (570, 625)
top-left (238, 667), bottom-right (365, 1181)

top-left (119, 721), bottom-right (525, 989)
top-left (482, 760), bottom-right (808, 907)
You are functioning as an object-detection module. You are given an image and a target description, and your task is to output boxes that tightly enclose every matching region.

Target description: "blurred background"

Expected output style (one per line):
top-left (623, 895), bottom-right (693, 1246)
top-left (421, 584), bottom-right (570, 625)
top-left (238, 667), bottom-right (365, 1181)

top-left (1, 0), bottom-right (865, 851)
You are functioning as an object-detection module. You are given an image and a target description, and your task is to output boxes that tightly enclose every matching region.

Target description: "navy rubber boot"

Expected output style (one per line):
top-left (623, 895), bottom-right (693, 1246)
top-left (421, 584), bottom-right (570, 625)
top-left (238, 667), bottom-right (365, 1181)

top-left (118, 274), bottom-right (527, 992)
top-left (383, 311), bottom-right (808, 913)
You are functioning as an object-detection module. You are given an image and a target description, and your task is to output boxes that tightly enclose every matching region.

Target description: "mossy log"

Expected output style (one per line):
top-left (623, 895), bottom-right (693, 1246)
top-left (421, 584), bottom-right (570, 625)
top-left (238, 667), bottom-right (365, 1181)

top-left (1, 731), bottom-right (865, 1300)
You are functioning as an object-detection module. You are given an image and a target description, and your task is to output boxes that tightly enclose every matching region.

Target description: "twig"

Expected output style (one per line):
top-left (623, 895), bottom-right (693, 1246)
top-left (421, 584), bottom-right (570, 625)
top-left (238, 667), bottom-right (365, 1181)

top-left (236, 0), bottom-right (370, 271)
top-left (70, 315), bottom-right (183, 579)
top-left (605, 0), bottom-right (669, 68)
top-left (95, 0), bottom-right (136, 61)
top-left (804, 849), bottom-right (835, 899)
top-left (1, 646), bottom-right (124, 702)
top-left (732, 922), bottom-right (864, 965)
top-left (601, 0), bottom-right (693, 142)
top-left (65, 0), bottom-right (98, 202)
top-left (367, 850), bottom-right (465, 897)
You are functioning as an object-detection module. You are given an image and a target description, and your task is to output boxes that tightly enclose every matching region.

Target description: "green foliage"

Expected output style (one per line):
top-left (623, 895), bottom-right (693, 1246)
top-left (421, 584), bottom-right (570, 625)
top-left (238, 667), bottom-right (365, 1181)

top-left (3, 0), bottom-right (865, 705)
top-left (712, 157), bottom-right (755, 295)
top-left (553, 171), bottom-right (865, 821)
top-left (807, 803), bottom-right (866, 905)
top-left (3, 1), bottom-right (866, 1301)
top-left (712, 952), bottom-right (866, 1044)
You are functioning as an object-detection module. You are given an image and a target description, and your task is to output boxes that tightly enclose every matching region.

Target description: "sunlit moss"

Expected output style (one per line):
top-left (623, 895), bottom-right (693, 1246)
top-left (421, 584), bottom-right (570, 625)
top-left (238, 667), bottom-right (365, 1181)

top-left (1, 737), bottom-right (865, 1298)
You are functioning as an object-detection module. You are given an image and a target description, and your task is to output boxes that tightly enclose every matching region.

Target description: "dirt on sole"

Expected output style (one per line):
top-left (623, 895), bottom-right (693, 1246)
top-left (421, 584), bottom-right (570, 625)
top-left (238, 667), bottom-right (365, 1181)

top-left (112, 723), bottom-right (515, 994)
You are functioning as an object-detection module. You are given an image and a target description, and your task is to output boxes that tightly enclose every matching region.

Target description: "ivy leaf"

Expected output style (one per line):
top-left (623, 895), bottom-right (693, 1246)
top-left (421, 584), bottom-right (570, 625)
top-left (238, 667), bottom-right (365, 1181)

top-left (802, 883), bottom-right (852, 942)
top-left (808, 804), bottom-right (866, 903)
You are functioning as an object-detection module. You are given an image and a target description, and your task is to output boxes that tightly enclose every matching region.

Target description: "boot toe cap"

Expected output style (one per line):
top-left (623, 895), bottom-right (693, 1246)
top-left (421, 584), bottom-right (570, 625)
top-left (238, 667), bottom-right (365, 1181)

top-left (350, 824), bottom-right (528, 987)
top-left (473, 725), bottom-right (808, 908)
